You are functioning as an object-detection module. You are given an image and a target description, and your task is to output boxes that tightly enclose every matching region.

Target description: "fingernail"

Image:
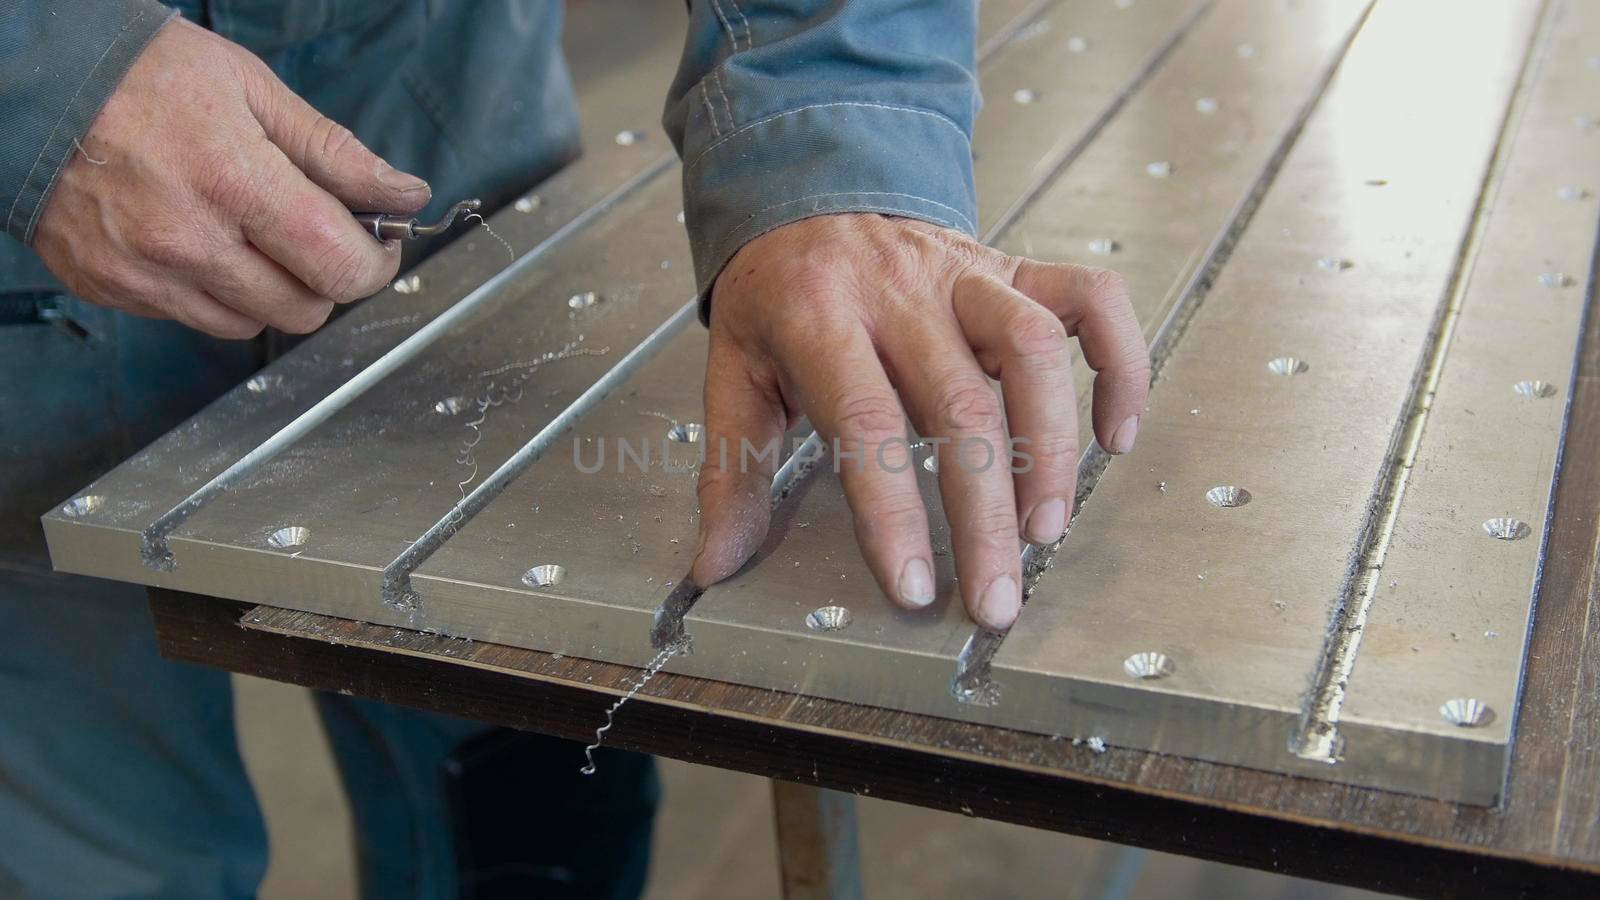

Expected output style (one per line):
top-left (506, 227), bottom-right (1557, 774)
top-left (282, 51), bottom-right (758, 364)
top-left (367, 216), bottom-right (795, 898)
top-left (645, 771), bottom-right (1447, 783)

top-left (898, 557), bottom-right (935, 608)
top-left (978, 575), bottom-right (1020, 630)
top-left (375, 162), bottom-right (430, 195)
top-left (1025, 498), bottom-right (1067, 545)
top-left (1108, 415), bottom-right (1140, 454)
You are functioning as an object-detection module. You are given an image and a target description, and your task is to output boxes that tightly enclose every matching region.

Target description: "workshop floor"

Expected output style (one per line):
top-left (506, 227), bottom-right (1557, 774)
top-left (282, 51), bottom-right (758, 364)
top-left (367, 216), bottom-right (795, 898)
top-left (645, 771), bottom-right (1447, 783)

top-left (236, 676), bottom-right (1391, 899)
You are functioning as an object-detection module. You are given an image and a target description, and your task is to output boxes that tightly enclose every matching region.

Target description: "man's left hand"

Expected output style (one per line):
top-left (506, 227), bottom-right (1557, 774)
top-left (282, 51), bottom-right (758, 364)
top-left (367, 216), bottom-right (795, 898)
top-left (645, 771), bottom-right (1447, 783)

top-left (690, 214), bottom-right (1150, 631)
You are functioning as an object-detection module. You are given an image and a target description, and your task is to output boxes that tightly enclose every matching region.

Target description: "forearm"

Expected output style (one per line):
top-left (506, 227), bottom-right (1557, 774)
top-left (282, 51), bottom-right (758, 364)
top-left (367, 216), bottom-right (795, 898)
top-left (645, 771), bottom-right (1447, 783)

top-left (664, 0), bottom-right (981, 318)
top-left (1, 0), bottom-right (176, 245)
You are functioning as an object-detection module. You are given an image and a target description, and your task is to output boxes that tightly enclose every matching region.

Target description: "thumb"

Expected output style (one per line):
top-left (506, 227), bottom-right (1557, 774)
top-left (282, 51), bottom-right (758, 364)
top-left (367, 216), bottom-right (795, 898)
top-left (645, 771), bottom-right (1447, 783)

top-left (690, 340), bottom-right (787, 588)
top-left (240, 59), bottom-right (430, 213)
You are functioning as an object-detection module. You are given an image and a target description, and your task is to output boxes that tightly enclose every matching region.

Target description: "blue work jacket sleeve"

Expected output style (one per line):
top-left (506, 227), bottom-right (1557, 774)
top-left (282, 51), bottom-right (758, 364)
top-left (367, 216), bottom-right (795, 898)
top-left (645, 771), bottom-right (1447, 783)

top-left (1, 0), bottom-right (177, 246)
top-left (664, 0), bottom-right (980, 320)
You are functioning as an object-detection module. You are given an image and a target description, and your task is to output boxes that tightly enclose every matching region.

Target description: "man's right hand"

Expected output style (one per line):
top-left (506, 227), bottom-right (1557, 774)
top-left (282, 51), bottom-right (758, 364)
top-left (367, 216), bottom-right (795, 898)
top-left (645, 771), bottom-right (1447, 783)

top-left (33, 18), bottom-right (431, 339)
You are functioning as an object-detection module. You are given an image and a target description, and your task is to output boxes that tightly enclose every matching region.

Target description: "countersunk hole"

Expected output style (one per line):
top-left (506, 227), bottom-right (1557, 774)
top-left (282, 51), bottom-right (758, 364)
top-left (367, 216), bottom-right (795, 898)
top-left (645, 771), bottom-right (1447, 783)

top-left (1513, 380), bottom-right (1557, 399)
top-left (1206, 485), bottom-right (1251, 508)
top-left (521, 564), bottom-right (566, 587)
top-left (62, 495), bottom-right (105, 518)
top-left (667, 422), bottom-right (703, 443)
top-left (267, 526), bottom-right (310, 549)
top-left (1267, 357), bottom-right (1309, 376)
top-left (435, 396), bottom-right (470, 415)
top-left (393, 275), bottom-right (422, 294)
top-left (568, 291), bottom-right (599, 310)
top-left (805, 605), bottom-right (852, 632)
top-left (1317, 257), bottom-right (1353, 272)
top-left (1539, 272), bottom-right (1573, 288)
top-left (1482, 517), bottom-right (1530, 541)
top-left (1123, 651), bottom-right (1174, 680)
top-left (615, 129), bottom-right (645, 146)
top-left (1087, 238), bottom-right (1120, 255)
top-left (1440, 697), bottom-right (1494, 728)
top-left (245, 374), bottom-right (282, 394)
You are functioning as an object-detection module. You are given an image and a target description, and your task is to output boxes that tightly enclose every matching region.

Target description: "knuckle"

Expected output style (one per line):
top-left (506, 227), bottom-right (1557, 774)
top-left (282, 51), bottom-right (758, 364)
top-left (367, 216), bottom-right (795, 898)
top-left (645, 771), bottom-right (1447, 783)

top-left (131, 287), bottom-right (176, 319)
top-left (801, 227), bottom-right (934, 308)
top-left (934, 379), bottom-right (1004, 435)
top-left (967, 504), bottom-right (1022, 545)
top-left (695, 463), bottom-right (731, 496)
top-left (1122, 348), bottom-right (1153, 380)
top-left (192, 144), bottom-right (264, 213)
top-left (306, 234), bottom-right (380, 301)
top-left (188, 307), bottom-right (262, 340)
top-left (1028, 431), bottom-right (1080, 467)
top-left (695, 462), bottom-right (767, 517)
top-left (869, 233), bottom-right (927, 285)
top-left (853, 493), bottom-right (925, 535)
top-left (133, 231), bottom-right (207, 272)
top-left (831, 391), bottom-right (904, 442)
top-left (280, 300), bottom-right (334, 334)
top-left (1082, 265), bottom-right (1130, 301)
top-left (696, 449), bottom-right (745, 488)
top-left (314, 117), bottom-right (359, 161)
top-left (693, 472), bottom-right (721, 511)
top-left (1103, 292), bottom-right (1144, 332)
top-left (924, 227), bottom-right (989, 271)
top-left (1006, 306), bottom-right (1066, 360)
top-left (226, 319), bottom-right (267, 340)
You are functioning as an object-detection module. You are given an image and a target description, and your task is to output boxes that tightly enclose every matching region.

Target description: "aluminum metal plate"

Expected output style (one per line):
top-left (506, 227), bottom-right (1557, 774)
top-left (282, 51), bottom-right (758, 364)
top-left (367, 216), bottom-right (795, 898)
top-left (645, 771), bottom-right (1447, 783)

top-left (1334, 0), bottom-right (1600, 791)
top-left (987, 0), bottom-right (1562, 803)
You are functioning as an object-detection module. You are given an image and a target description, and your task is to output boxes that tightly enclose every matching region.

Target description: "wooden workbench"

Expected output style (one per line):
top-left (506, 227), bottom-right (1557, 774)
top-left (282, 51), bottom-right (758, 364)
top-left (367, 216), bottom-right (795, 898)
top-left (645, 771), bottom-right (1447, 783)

top-left (146, 268), bottom-right (1600, 895)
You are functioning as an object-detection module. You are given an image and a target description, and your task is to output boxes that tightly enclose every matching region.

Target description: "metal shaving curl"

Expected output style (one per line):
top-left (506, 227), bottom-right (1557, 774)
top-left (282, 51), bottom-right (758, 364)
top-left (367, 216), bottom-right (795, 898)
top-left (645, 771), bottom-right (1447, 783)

top-left (580, 636), bottom-right (691, 775)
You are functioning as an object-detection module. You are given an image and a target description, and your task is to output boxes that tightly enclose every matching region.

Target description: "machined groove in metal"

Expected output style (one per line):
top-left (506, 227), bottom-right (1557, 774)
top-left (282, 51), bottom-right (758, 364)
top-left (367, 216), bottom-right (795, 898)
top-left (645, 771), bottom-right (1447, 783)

top-left (650, 432), bottom-right (828, 650)
top-left (1291, 0), bottom-right (1555, 763)
top-left (984, 0), bottom-right (1214, 244)
top-left (953, 0), bottom-right (1379, 703)
top-left (139, 154), bottom-right (678, 571)
top-left (382, 298), bottom-right (700, 609)
top-left (976, 0), bottom-right (1060, 61)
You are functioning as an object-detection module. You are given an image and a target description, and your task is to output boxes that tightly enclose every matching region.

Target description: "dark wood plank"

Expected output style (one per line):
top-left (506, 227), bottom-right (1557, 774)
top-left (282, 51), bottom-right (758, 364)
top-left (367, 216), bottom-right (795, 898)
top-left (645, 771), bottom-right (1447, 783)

top-left (1545, 230), bottom-right (1600, 864)
top-left (152, 587), bottom-right (1593, 899)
